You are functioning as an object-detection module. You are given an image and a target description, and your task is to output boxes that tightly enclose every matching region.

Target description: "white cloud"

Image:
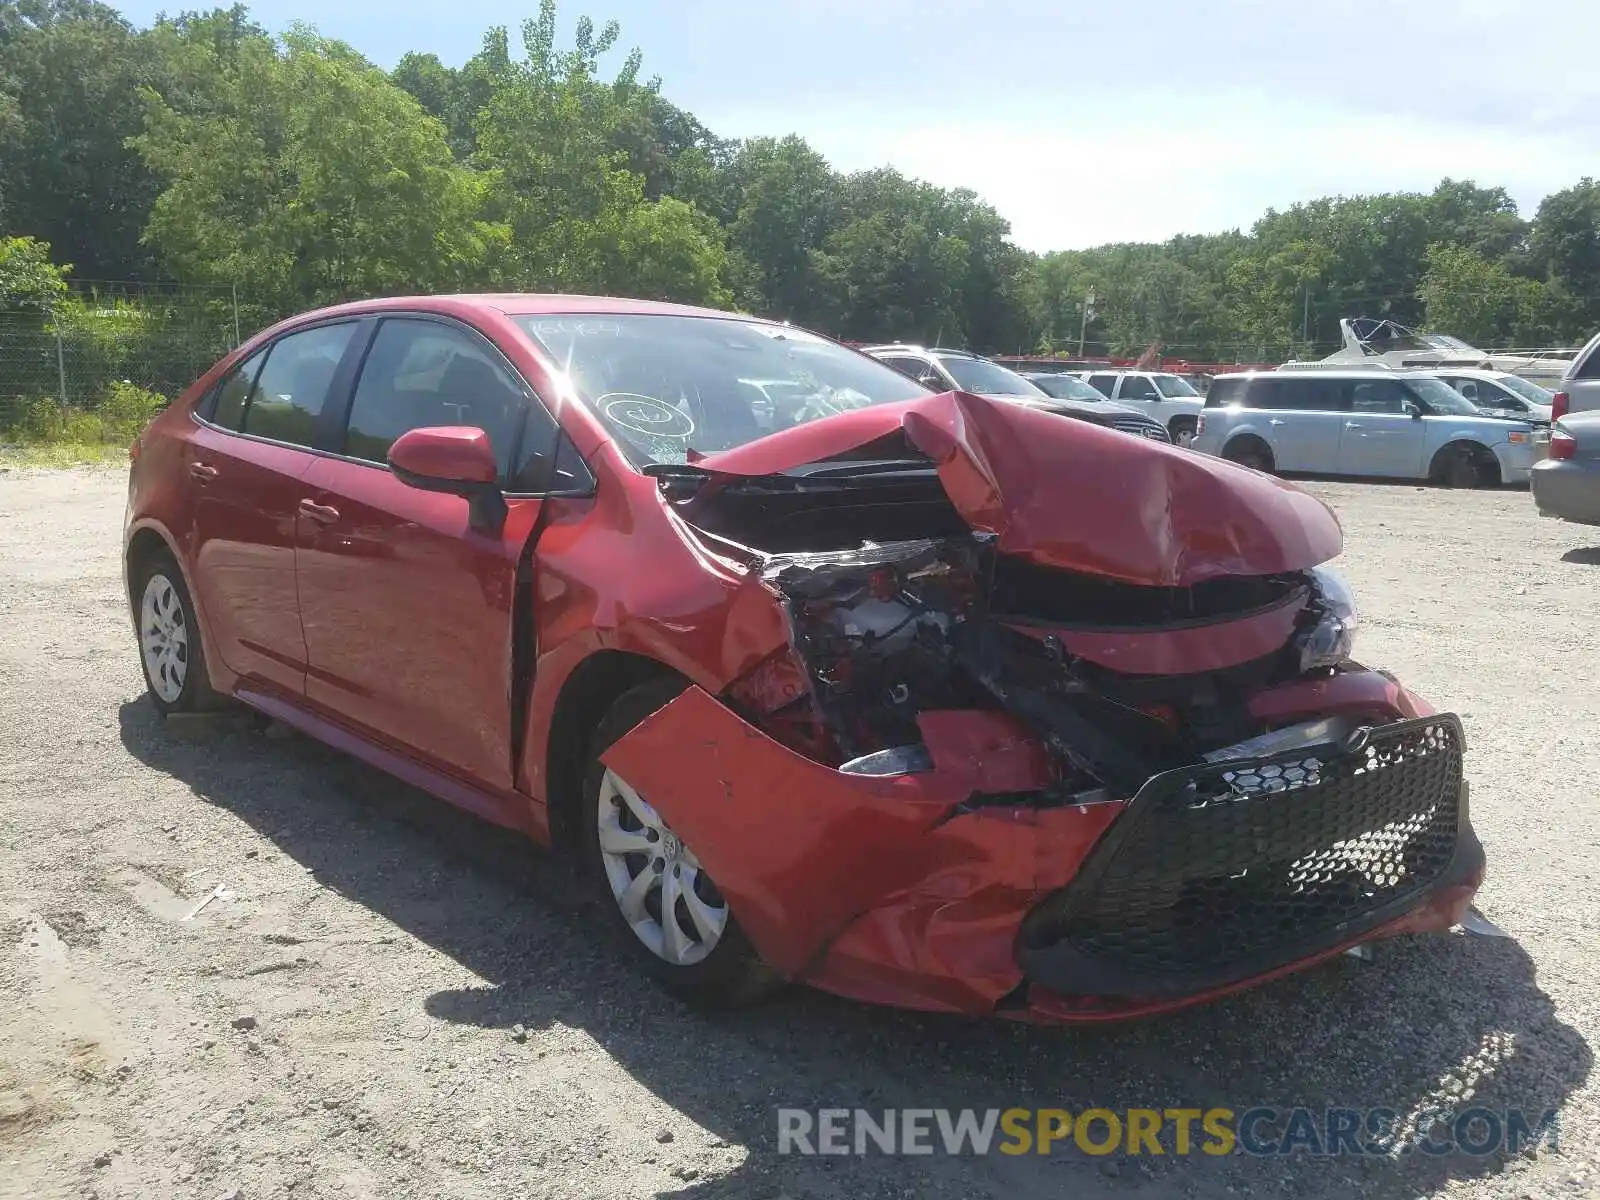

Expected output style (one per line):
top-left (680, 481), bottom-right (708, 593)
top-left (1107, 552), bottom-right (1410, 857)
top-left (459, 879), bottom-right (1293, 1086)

top-left (706, 88), bottom-right (1593, 252)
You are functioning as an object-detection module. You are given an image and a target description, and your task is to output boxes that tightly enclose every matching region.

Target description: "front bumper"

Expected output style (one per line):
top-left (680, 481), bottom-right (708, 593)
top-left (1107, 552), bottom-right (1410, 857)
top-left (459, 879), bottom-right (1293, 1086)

top-left (601, 671), bottom-right (1483, 1024)
top-left (1013, 713), bottom-right (1479, 1000)
top-left (1532, 457), bottom-right (1600, 525)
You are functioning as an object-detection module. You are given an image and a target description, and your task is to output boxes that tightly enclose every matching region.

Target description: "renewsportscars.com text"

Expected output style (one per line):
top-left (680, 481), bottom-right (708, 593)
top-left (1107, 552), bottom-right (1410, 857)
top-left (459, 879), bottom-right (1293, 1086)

top-left (776, 1106), bottom-right (1560, 1158)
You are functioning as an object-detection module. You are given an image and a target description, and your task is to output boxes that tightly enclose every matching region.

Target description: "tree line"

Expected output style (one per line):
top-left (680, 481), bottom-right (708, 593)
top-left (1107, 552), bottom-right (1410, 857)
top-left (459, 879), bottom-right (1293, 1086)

top-left (5, 0), bottom-right (1600, 363)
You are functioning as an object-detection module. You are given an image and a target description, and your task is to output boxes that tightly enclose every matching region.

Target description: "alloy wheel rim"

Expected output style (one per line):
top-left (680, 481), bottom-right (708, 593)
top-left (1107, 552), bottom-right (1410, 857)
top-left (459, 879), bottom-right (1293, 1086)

top-left (139, 573), bottom-right (189, 703)
top-left (596, 767), bottom-right (728, 966)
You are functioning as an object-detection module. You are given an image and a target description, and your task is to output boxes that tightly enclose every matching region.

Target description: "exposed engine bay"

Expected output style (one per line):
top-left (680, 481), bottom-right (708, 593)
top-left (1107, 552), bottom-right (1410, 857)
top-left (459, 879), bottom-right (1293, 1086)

top-left (664, 457), bottom-right (1362, 804)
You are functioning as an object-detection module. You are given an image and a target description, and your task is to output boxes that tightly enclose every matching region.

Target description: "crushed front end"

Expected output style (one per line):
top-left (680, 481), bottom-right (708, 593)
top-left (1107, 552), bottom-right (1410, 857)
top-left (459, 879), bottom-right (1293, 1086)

top-left (603, 393), bottom-right (1484, 1020)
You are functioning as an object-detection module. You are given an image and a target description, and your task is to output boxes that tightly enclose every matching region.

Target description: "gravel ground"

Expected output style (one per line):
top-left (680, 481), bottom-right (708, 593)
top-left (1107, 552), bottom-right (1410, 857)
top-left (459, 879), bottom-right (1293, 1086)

top-left (1, 467), bottom-right (1597, 1200)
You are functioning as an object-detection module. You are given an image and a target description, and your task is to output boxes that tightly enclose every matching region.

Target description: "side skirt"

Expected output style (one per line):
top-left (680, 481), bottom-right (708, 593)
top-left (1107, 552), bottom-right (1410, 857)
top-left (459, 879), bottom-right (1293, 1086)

top-left (233, 685), bottom-right (537, 837)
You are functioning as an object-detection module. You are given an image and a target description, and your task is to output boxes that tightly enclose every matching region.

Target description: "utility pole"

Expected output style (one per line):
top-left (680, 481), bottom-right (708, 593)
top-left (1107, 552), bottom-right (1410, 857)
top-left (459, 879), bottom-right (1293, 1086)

top-left (1302, 285), bottom-right (1311, 347)
top-left (1078, 291), bottom-right (1096, 357)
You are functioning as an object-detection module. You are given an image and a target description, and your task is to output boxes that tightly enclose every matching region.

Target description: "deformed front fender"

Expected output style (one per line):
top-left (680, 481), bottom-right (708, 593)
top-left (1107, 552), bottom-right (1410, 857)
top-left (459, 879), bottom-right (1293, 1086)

top-left (599, 687), bottom-right (1103, 977)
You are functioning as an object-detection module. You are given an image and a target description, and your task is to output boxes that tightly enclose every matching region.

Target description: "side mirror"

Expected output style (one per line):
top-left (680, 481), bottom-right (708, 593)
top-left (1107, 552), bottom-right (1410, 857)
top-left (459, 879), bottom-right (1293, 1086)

top-left (1401, 401), bottom-right (1422, 420)
top-left (917, 373), bottom-right (945, 390)
top-left (388, 426), bottom-right (506, 529)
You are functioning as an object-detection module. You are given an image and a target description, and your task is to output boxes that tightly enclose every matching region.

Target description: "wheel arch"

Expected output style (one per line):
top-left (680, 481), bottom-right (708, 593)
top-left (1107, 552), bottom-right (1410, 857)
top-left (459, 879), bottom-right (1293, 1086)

top-left (544, 650), bottom-right (690, 855)
top-left (1222, 432), bottom-right (1275, 470)
top-left (1428, 439), bottom-right (1501, 485)
top-left (124, 522), bottom-right (182, 611)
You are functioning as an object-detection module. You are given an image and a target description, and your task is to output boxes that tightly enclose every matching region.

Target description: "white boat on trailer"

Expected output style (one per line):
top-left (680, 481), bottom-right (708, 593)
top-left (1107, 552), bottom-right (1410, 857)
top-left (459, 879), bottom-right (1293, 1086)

top-left (1279, 317), bottom-right (1577, 385)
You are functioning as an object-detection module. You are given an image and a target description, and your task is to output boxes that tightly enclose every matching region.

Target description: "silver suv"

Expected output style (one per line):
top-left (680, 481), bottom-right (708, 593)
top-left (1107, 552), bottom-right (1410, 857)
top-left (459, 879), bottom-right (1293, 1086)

top-left (1192, 369), bottom-right (1543, 487)
top-left (1553, 329), bottom-right (1600, 422)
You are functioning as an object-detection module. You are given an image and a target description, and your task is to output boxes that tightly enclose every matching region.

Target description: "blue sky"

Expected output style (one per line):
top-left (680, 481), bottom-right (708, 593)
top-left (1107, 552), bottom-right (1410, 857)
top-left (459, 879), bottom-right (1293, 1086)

top-left (119, 0), bottom-right (1598, 252)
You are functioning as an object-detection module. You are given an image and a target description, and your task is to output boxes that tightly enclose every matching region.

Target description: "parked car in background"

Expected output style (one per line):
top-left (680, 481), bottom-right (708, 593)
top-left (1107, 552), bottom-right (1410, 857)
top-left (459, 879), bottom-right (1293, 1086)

top-left (1192, 369), bottom-right (1542, 487)
top-left (1432, 369), bottom-right (1554, 424)
top-left (863, 346), bottom-right (1172, 442)
top-left (1552, 329), bottom-right (1600, 422)
top-left (124, 293), bottom-right (1482, 1022)
top-left (1532, 411), bottom-right (1600, 526)
top-left (1069, 369), bottom-right (1204, 442)
top-left (1019, 370), bottom-right (1117, 403)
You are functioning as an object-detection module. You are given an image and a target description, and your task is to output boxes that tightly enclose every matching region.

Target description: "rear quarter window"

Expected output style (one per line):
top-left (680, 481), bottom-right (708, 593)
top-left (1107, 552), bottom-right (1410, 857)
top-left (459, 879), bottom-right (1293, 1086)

top-left (1205, 378), bottom-right (1244, 407)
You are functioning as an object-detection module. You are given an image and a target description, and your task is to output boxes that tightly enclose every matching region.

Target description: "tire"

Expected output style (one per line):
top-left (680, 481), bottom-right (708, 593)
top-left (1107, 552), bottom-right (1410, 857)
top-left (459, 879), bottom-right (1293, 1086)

top-left (1433, 443), bottom-right (1492, 489)
top-left (131, 551), bottom-right (220, 715)
top-left (580, 680), bottom-right (782, 1007)
top-left (1223, 438), bottom-right (1274, 473)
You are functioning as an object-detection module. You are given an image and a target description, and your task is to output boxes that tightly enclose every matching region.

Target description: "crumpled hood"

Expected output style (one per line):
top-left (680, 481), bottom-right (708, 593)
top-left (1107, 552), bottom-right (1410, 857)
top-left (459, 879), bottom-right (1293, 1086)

top-left (695, 390), bottom-right (1342, 587)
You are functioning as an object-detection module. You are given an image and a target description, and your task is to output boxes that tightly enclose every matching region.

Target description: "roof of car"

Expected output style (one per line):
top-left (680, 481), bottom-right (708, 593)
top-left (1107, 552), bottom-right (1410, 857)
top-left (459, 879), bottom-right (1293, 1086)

top-left (278, 293), bottom-right (758, 324)
top-left (860, 344), bottom-right (980, 358)
top-left (1213, 368), bottom-right (1441, 381)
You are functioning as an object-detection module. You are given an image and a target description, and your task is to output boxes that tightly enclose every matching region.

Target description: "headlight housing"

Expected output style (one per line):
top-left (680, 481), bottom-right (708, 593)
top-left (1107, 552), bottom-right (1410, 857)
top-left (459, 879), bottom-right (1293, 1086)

top-left (1300, 566), bottom-right (1359, 671)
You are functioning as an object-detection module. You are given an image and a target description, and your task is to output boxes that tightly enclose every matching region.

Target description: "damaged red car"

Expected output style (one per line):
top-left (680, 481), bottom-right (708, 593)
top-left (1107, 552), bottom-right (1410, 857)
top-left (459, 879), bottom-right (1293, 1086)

top-left (124, 295), bottom-right (1485, 1022)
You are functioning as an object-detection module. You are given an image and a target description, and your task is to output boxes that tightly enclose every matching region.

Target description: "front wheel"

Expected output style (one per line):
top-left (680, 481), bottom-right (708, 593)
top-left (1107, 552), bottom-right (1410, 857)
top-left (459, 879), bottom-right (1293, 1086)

top-left (132, 553), bottom-right (219, 715)
top-left (581, 681), bottom-right (782, 1007)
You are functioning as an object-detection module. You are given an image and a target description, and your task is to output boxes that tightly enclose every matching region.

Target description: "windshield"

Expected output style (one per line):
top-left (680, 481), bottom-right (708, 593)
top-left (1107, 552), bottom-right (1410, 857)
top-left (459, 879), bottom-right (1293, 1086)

top-left (517, 314), bottom-right (928, 465)
top-left (1028, 373), bottom-right (1107, 401)
top-left (937, 355), bottom-right (1047, 397)
top-left (1496, 375), bottom-right (1553, 406)
top-left (1154, 374), bottom-right (1200, 397)
top-left (1406, 377), bottom-right (1483, 416)
top-left (1422, 334), bottom-right (1477, 352)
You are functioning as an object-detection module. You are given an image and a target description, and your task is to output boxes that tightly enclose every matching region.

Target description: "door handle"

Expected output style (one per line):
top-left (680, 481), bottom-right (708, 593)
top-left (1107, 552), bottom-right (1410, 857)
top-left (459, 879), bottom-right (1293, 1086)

top-left (298, 499), bottom-right (341, 525)
top-left (189, 462), bottom-right (218, 481)
top-left (1345, 422), bottom-right (1362, 429)
top-left (1268, 418), bottom-right (1286, 426)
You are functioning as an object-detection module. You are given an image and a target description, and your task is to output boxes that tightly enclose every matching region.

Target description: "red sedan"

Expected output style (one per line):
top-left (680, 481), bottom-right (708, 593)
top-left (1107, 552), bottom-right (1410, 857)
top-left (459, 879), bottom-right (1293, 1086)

top-left (124, 294), bottom-right (1485, 1021)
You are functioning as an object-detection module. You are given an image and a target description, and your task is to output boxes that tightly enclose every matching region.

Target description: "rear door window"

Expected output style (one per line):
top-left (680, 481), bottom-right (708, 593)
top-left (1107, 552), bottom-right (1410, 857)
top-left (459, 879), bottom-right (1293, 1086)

top-left (1119, 375), bottom-right (1159, 401)
top-left (1086, 374), bottom-right (1118, 397)
top-left (241, 323), bottom-right (358, 447)
top-left (205, 349), bottom-right (268, 430)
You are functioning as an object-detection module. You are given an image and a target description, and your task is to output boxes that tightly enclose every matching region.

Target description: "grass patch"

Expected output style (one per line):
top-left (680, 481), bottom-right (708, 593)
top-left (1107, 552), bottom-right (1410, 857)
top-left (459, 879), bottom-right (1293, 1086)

top-left (0, 442), bottom-right (129, 469)
top-left (0, 383), bottom-right (166, 470)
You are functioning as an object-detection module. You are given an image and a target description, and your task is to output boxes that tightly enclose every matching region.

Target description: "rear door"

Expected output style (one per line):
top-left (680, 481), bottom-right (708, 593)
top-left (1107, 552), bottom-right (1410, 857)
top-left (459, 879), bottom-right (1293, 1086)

top-left (1247, 378), bottom-right (1347, 472)
top-left (1337, 378), bottom-right (1427, 477)
top-left (187, 321), bottom-right (362, 697)
top-left (295, 314), bottom-right (589, 793)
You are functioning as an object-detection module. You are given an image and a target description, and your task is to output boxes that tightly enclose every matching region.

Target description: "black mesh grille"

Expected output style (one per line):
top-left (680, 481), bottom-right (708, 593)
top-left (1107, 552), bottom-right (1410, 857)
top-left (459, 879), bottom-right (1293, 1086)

top-left (1109, 415), bottom-right (1172, 442)
top-left (1018, 716), bottom-right (1465, 994)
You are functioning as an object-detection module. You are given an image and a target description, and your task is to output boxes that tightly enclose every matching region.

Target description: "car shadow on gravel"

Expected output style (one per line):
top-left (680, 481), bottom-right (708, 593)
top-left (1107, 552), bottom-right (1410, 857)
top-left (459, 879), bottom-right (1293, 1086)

top-left (1560, 547), bottom-right (1600, 565)
top-left (120, 700), bottom-right (1591, 1200)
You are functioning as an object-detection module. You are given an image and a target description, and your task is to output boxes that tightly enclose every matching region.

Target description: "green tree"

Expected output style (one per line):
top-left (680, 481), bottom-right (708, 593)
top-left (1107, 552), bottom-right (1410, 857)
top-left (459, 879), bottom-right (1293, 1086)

top-left (133, 25), bottom-right (504, 318)
top-left (0, 0), bottom-right (169, 277)
top-left (0, 234), bottom-right (69, 309)
top-left (1530, 179), bottom-right (1600, 337)
top-left (472, 2), bottom-right (727, 304)
top-left (723, 135), bottom-right (838, 320)
top-left (1417, 242), bottom-right (1520, 347)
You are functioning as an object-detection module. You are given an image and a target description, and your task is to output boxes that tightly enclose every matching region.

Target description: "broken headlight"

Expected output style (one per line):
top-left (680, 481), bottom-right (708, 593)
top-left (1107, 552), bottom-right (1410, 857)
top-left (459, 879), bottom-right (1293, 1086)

top-left (1300, 566), bottom-right (1359, 671)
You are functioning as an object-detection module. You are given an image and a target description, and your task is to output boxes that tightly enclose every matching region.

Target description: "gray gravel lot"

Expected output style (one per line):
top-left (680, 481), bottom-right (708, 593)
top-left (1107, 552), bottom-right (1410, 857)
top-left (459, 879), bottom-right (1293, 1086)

top-left (1, 467), bottom-right (1597, 1200)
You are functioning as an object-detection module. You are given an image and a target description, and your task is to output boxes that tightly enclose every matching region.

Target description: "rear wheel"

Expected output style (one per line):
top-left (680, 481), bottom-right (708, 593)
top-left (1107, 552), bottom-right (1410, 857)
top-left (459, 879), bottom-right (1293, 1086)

top-left (581, 681), bottom-right (782, 1007)
top-left (1223, 437), bottom-right (1274, 473)
top-left (132, 553), bottom-right (219, 715)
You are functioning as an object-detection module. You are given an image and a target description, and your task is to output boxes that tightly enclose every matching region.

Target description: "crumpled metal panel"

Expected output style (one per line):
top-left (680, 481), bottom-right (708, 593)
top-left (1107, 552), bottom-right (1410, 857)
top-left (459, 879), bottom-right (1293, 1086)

top-left (695, 391), bottom-right (1344, 587)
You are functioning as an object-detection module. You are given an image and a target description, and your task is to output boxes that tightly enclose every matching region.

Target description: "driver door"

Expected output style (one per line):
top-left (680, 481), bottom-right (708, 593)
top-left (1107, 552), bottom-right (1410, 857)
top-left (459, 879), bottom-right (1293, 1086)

top-left (1336, 379), bottom-right (1428, 477)
top-left (295, 315), bottom-right (565, 792)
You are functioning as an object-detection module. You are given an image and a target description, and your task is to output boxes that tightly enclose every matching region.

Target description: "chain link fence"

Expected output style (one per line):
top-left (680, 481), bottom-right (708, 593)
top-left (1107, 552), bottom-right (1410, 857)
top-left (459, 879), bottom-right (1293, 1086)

top-left (0, 284), bottom-right (245, 445)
